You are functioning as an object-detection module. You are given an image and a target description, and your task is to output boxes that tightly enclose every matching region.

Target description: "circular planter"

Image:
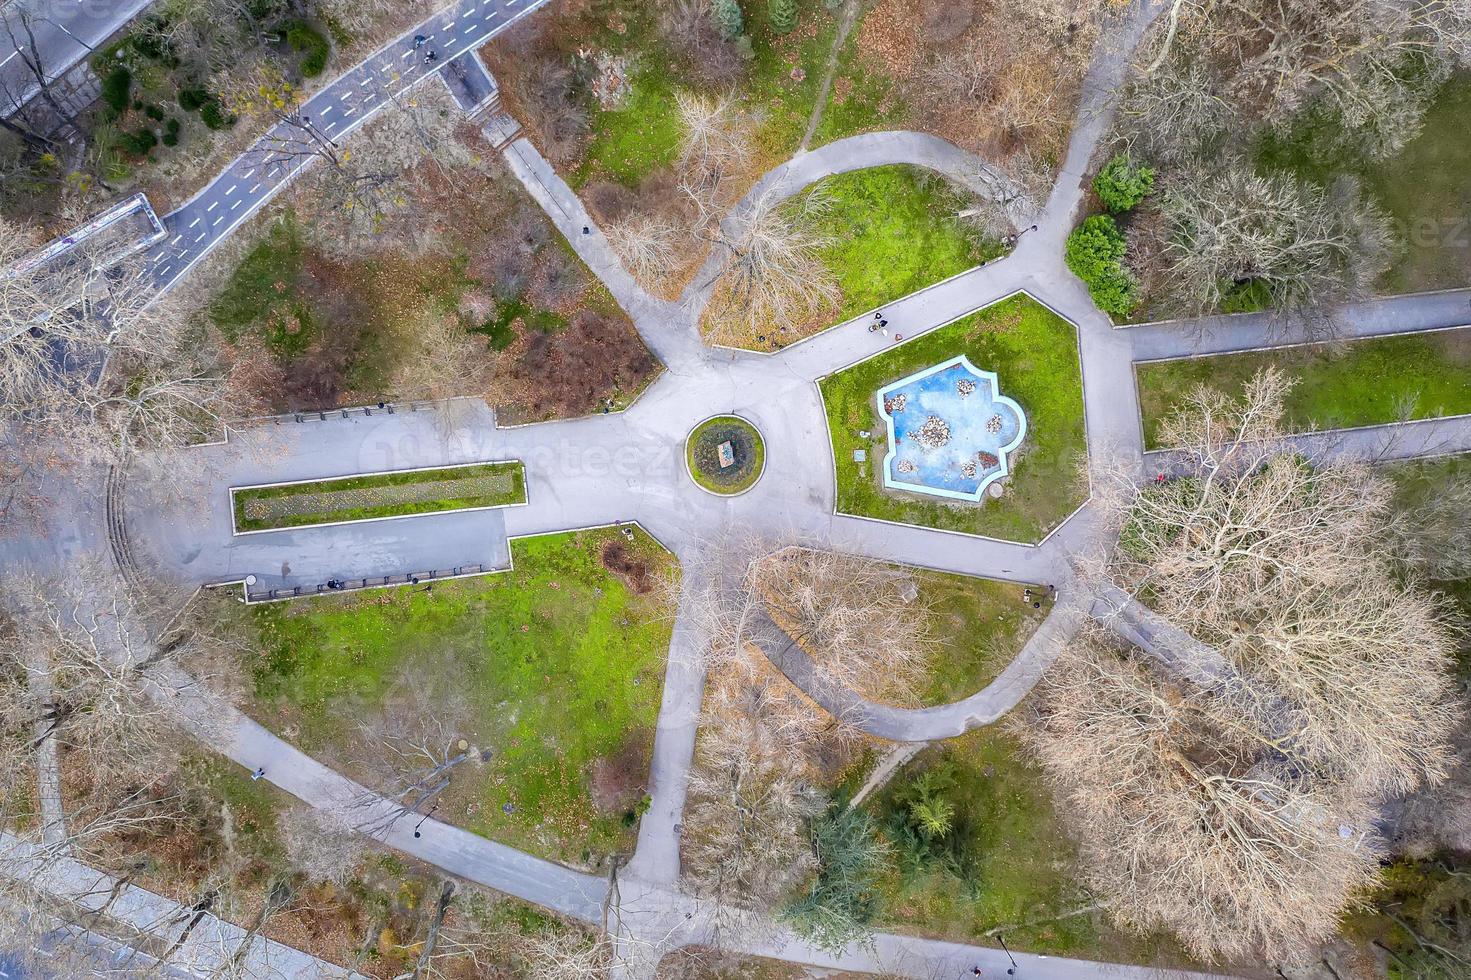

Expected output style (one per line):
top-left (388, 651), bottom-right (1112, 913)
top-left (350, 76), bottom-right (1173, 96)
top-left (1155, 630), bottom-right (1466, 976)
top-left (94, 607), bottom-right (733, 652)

top-left (685, 414), bottom-right (766, 497)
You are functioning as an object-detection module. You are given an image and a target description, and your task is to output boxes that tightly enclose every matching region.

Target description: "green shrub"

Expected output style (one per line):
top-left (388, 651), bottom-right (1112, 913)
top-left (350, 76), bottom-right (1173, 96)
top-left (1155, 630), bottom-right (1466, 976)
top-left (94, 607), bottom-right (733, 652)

top-left (101, 67), bottom-right (132, 114)
top-left (161, 130), bottom-right (179, 147)
top-left (178, 87), bottom-right (208, 111)
top-left (128, 30), bottom-right (169, 61)
top-left (1092, 153), bottom-right (1155, 213)
top-left (1065, 214), bottom-right (1138, 317)
top-left (713, 0), bottom-right (744, 40)
top-left (285, 21), bottom-right (330, 77)
top-left (166, 117), bottom-right (181, 135)
top-left (769, 0), bottom-right (797, 34)
top-left (118, 128), bottom-right (157, 156)
top-left (200, 100), bottom-right (236, 130)
top-left (144, 103), bottom-right (165, 121)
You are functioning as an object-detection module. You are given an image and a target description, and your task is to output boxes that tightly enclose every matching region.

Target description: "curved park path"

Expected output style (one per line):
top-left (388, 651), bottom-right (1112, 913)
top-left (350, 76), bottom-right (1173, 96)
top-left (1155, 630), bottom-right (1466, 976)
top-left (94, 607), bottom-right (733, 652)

top-left (8, 0), bottom-right (1471, 976)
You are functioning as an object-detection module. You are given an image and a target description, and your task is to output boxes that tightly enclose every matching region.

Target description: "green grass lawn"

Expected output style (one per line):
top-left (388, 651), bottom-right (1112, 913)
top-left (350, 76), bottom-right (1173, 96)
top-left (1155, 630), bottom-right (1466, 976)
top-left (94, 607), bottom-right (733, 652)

top-left (232, 462), bottom-right (527, 532)
top-left (916, 571), bottom-right (1049, 705)
top-left (245, 527), bottom-right (675, 866)
top-left (1136, 329), bottom-right (1471, 448)
top-left (867, 732), bottom-right (1184, 964)
top-left (569, 0), bottom-right (843, 189)
top-left (804, 165), bottom-right (1002, 325)
top-left (808, 19), bottom-right (906, 148)
top-left (820, 294), bottom-right (1088, 542)
top-left (1256, 71), bottom-right (1471, 294)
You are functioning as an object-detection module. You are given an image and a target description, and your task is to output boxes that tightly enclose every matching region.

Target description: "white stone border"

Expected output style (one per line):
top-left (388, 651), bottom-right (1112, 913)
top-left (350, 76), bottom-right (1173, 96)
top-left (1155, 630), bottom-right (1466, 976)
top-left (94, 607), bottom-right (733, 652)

top-left (228, 458), bottom-right (528, 536)
top-left (875, 354), bottom-right (1028, 502)
top-left (682, 413), bottom-right (768, 498)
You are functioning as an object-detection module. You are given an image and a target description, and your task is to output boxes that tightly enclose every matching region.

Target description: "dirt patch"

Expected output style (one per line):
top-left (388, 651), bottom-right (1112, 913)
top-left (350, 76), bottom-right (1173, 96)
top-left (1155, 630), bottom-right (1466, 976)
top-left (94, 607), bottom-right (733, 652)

top-left (600, 538), bottom-right (653, 594)
top-left (589, 728), bottom-right (653, 814)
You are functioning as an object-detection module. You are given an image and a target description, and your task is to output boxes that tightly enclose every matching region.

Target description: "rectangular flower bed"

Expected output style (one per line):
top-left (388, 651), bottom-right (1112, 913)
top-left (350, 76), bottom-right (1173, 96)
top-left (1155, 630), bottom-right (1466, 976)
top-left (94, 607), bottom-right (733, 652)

top-left (231, 461), bottom-right (527, 533)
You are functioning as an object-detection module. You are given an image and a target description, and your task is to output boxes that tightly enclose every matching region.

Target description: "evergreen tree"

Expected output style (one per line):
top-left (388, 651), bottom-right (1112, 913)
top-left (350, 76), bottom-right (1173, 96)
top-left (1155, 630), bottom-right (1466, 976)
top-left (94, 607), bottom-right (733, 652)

top-left (713, 0), bottom-right (745, 40)
top-left (769, 0), bottom-right (797, 34)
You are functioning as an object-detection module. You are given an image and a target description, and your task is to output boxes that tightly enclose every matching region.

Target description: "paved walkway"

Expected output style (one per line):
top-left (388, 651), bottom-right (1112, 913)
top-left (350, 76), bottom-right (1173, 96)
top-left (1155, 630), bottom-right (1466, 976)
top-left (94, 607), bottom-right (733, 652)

top-left (1126, 288), bottom-right (1471, 360)
top-left (752, 594), bottom-right (1089, 741)
top-left (1145, 415), bottom-right (1471, 476)
top-left (7, 0), bottom-right (1470, 976)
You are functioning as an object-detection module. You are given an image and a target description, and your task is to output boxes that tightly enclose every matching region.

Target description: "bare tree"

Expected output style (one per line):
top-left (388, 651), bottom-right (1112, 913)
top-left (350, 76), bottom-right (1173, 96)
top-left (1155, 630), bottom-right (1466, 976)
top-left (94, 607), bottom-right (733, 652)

top-left (605, 212), bottom-right (684, 283)
top-left (672, 91), bottom-right (756, 240)
top-left (1116, 370), bottom-right (1461, 798)
top-left (1020, 630), bottom-right (1384, 965)
top-left (901, 0), bottom-right (1107, 160)
top-left (317, 83), bottom-right (482, 249)
top-left (750, 545), bottom-right (933, 705)
top-left (705, 186), bottom-right (840, 343)
top-left (676, 92), bottom-right (753, 190)
top-left (1128, 0), bottom-right (1471, 161)
top-left (516, 925), bottom-right (614, 979)
top-left (276, 804), bottom-right (367, 886)
top-left (1, 217), bottom-right (230, 463)
top-left (683, 644), bottom-right (826, 935)
top-left (0, 6), bottom-right (85, 145)
top-left (349, 685), bottom-right (486, 839)
top-left (1145, 165), bottom-right (1394, 317)
top-left (1389, 473), bottom-right (1471, 581)
top-left (677, 536), bottom-right (913, 939)
top-left (388, 311), bottom-right (490, 404)
top-left (1023, 370), bottom-right (1463, 963)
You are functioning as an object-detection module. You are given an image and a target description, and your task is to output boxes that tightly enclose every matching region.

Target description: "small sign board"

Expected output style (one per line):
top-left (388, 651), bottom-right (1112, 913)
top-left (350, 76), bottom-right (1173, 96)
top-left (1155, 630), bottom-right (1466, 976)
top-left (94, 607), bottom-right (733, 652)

top-left (853, 449), bottom-right (868, 462)
top-left (717, 440), bottom-right (736, 469)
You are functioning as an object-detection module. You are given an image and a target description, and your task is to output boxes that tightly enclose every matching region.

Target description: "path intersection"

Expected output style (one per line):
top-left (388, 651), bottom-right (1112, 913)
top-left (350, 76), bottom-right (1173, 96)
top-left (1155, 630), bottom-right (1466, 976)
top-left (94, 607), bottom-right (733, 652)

top-left (6, 0), bottom-right (1471, 977)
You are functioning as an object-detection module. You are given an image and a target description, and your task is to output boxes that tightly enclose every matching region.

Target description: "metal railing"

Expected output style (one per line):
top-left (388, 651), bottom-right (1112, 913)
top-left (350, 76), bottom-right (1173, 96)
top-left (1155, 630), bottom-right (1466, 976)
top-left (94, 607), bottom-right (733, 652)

top-left (246, 563), bottom-right (494, 603)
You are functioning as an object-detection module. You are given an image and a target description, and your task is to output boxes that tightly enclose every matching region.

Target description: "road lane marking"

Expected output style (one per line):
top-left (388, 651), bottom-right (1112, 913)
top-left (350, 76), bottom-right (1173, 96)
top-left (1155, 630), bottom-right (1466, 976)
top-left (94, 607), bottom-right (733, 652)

top-left (230, 200), bottom-right (241, 210)
top-left (206, 201), bottom-right (218, 211)
top-left (188, 218), bottom-right (201, 228)
top-left (195, 232), bottom-right (207, 242)
top-left (225, 183), bottom-right (236, 194)
top-left (402, 50), bottom-right (413, 60)
top-left (343, 107), bottom-right (356, 116)
top-left (170, 235), bottom-right (182, 245)
top-left (242, 167), bottom-right (255, 178)
top-left (212, 216), bottom-right (223, 226)
top-left (249, 183), bottom-right (261, 193)
top-left (321, 105), bottom-right (334, 116)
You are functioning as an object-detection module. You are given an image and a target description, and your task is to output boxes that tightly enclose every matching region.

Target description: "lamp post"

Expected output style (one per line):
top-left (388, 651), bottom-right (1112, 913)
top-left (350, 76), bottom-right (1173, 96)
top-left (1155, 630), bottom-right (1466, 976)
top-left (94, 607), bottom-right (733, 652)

top-left (413, 802), bottom-right (438, 838)
top-left (998, 934), bottom-right (1018, 976)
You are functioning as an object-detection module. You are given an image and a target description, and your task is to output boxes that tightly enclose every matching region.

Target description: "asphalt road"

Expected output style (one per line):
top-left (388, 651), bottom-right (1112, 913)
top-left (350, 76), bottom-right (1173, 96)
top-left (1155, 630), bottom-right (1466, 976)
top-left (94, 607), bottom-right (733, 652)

top-left (0, 0), bottom-right (154, 116)
top-left (141, 0), bottom-right (550, 290)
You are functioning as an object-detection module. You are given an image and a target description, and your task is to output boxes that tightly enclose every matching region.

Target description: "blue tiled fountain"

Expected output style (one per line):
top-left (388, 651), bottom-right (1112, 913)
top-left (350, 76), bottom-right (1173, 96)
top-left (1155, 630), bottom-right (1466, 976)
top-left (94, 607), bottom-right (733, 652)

top-left (876, 355), bottom-right (1027, 501)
